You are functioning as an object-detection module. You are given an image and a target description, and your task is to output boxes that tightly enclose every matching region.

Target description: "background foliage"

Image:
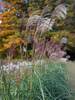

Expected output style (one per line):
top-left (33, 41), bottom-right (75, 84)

top-left (0, 0), bottom-right (75, 58)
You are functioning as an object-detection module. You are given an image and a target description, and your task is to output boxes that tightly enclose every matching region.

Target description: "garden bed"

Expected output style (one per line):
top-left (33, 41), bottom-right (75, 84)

top-left (0, 61), bottom-right (75, 100)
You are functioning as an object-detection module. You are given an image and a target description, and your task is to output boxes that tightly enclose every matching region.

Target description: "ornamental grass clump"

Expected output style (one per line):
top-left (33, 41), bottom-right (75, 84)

top-left (35, 39), bottom-right (66, 60)
top-left (0, 61), bottom-right (74, 100)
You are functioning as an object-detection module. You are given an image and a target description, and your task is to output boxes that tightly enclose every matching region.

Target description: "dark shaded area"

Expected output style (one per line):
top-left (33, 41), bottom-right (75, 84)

top-left (66, 47), bottom-right (75, 61)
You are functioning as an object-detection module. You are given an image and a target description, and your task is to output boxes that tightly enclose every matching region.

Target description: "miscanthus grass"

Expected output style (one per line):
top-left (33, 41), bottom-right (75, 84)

top-left (0, 61), bottom-right (75, 100)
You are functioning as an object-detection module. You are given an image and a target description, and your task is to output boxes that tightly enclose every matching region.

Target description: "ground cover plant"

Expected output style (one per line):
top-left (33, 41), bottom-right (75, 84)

top-left (0, 61), bottom-right (75, 100)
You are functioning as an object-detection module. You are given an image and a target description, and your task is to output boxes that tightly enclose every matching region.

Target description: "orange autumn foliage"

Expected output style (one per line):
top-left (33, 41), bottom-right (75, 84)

top-left (0, 1), bottom-right (26, 54)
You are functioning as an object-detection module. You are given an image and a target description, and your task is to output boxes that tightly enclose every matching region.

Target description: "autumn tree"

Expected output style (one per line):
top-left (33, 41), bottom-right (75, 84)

top-left (0, 1), bottom-right (26, 59)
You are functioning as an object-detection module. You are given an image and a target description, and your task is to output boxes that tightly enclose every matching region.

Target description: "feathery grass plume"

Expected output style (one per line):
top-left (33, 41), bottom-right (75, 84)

top-left (26, 3), bottom-right (67, 35)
